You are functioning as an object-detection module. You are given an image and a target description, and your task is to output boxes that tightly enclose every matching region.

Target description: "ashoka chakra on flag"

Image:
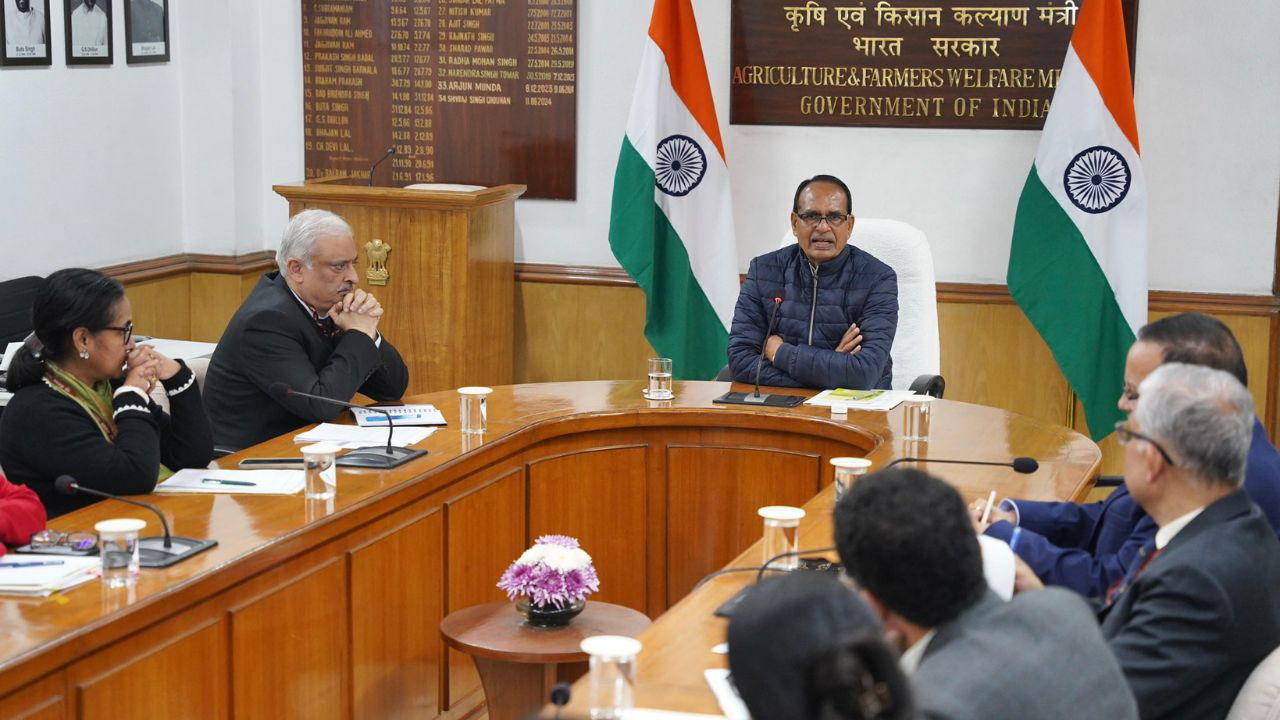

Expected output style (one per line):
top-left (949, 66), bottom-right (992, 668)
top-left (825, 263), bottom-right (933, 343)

top-left (655, 134), bottom-right (707, 197)
top-left (1063, 145), bottom-right (1132, 214)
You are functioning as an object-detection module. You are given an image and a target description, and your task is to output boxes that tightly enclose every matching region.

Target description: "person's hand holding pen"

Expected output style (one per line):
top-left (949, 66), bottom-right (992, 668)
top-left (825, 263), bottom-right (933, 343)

top-left (969, 494), bottom-right (1017, 533)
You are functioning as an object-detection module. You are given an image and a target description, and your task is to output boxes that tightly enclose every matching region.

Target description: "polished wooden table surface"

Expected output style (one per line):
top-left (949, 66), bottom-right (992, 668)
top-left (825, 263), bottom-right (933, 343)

top-left (0, 381), bottom-right (1100, 719)
top-left (442, 601), bottom-right (650, 720)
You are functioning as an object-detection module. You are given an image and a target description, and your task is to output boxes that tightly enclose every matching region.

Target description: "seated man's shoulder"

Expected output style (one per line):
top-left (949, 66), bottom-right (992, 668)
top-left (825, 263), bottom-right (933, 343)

top-left (850, 245), bottom-right (897, 281)
top-left (1006, 586), bottom-right (1097, 627)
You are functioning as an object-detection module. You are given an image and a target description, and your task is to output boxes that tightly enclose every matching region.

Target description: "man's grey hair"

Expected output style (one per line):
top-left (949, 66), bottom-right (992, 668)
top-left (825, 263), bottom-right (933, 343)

top-left (276, 209), bottom-right (353, 274)
top-left (1134, 363), bottom-right (1253, 489)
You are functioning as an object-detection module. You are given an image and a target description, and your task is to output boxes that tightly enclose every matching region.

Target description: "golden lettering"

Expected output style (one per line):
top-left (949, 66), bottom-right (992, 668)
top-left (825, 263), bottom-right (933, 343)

top-left (875, 1), bottom-right (942, 27)
top-left (783, 0), bottom-right (827, 31)
top-left (851, 36), bottom-right (903, 57)
top-left (930, 36), bottom-right (1000, 58)
top-left (1036, 0), bottom-right (1078, 26)
top-left (835, 6), bottom-right (866, 30)
top-left (952, 6), bottom-right (1030, 27)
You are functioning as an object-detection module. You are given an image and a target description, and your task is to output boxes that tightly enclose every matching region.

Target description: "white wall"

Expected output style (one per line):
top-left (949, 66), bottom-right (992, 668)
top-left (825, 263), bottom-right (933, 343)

top-left (3, 0), bottom-right (1276, 294)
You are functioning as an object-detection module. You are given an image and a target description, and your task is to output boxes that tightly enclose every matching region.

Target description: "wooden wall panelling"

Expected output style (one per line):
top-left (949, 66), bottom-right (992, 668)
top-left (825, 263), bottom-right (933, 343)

top-left (664, 445), bottom-right (822, 605)
top-left (349, 508), bottom-right (444, 720)
top-left (936, 302), bottom-right (1072, 427)
top-left (459, 202), bottom-right (515, 389)
top-left (188, 272), bottom-right (246, 343)
top-left (69, 616), bottom-right (227, 720)
top-left (527, 445), bottom-right (650, 613)
top-left (0, 672), bottom-right (66, 720)
top-left (442, 468), bottom-right (527, 710)
top-left (514, 282), bottom-right (655, 384)
top-left (229, 558), bottom-right (349, 719)
top-left (123, 274), bottom-right (192, 341)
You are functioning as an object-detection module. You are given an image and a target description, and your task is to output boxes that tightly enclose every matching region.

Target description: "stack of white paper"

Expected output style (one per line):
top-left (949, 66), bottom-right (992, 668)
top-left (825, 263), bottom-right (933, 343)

top-left (136, 338), bottom-right (218, 361)
top-left (0, 555), bottom-right (100, 596)
top-left (294, 423), bottom-right (434, 448)
top-left (350, 404), bottom-right (447, 427)
top-left (156, 469), bottom-right (306, 495)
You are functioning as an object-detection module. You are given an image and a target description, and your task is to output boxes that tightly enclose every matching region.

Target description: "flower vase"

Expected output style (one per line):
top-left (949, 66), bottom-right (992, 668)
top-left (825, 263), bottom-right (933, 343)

top-left (517, 598), bottom-right (586, 628)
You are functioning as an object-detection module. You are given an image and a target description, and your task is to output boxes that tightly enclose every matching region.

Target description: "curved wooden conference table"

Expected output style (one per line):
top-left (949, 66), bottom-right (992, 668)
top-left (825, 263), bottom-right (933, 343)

top-left (0, 381), bottom-right (1100, 719)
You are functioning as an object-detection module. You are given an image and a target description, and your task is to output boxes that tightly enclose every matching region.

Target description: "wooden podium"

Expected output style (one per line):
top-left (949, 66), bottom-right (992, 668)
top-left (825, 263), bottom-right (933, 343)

top-left (274, 177), bottom-right (525, 396)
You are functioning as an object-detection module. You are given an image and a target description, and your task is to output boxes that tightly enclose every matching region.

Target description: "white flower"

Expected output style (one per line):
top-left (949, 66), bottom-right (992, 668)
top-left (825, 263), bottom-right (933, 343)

top-left (517, 545), bottom-right (548, 566)
top-left (543, 546), bottom-right (593, 572)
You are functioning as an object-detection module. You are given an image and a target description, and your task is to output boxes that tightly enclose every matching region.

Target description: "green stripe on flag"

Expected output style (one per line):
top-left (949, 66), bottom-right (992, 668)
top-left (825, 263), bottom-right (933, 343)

top-left (609, 138), bottom-right (729, 380)
top-left (1008, 167), bottom-right (1135, 441)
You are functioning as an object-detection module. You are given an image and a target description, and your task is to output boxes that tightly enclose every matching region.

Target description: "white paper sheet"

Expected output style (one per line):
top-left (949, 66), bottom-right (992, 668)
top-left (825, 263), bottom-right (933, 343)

top-left (294, 423), bottom-right (434, 447)
top-left (804, 388), bottom-right (918, 411)
top-left (0, 555), bottom-right (100, 596)
top-left (137, 338), bottom-right (218, 360)
top-left (704, 669), bottom-right (750, 720)
top-left (157, 469), bottom-right (306, 495)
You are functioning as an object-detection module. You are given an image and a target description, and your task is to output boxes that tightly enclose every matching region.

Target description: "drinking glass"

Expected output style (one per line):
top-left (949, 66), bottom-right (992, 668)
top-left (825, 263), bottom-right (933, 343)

top-left (902, 395), bottom-right (936, 441)
top-left (301, 442), bottom-right (339, 500)
top-left (644, 358), bottom-right (673, 400)
top-left (458, 386), bottom-right (492, 434)
top-left (95, 518), bottom-right (146, 588)
top-left (757, 505), bottom-right (805, 571)
top-left (830, 457), bottom-right (872, 503)
top-left (581, 635), bottom-right (642, 719)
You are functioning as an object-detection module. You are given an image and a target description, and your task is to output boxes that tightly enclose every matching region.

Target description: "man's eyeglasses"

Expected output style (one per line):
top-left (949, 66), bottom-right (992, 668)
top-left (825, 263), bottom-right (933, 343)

top-left (1121, 384), bottom-right (1139, 403)
top-left (100, 320), bottom-right (134, 345)
top-left (30, 530), bottom-right (98, 551)
top-left (796, 211), bottom-right (850, 228)
top-left (1114, 421), bottom-right (1177, 467)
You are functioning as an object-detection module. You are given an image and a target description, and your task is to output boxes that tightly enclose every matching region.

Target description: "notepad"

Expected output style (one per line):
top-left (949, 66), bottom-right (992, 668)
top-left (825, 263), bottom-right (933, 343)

top-left (294, 423), bottom-right (435, 447)
top-left (350, 404), bottom-right (447, 427)
top-left (0, 555), bottom-right (100, 596)
top-left (156, 469), bottom-right (306, 495)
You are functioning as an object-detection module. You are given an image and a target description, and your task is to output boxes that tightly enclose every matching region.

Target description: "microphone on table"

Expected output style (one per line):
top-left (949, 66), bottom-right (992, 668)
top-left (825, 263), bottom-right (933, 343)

top-left (880, 456), bottom-right (1040, 474)
top-left (714, 295), bottom-right (805, 408)
top-left (268, 382), bottom-right (427, 469)
top-left (54, 475), bottom-right (217, 568)
top-left (367, 146), bottom-right (396, 186)
top-left (701, 545), bottom-right (842, 618)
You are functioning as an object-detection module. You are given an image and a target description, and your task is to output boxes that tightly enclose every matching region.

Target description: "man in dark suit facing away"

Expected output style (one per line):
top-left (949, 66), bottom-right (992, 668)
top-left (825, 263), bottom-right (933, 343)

top-left (835, 467), bottom-right (1138, 720)
top-left (1092, 363), bottom-right (1280, 720)
top-left (204, 209), bottom-right (409, 450)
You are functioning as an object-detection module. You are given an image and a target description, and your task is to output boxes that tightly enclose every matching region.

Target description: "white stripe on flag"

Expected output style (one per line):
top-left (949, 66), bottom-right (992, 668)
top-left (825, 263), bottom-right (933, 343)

top-left (1034, 46), bottom-right (1147, 332)
top-left (624, 40), bottom-right (738, 331)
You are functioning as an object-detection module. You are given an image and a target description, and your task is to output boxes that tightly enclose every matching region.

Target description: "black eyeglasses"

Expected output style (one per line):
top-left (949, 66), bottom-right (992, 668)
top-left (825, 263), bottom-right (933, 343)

top-left (1114, 421), bottom-right (1177, 467)
top-left (30, 530), bottom-right (98, 551)
top-left (1121, 384), bottom-right (1139, 403)
top-left (796, 211), bottom-right (850, 228)
top-left (100, 320), bottom-right (134, 344)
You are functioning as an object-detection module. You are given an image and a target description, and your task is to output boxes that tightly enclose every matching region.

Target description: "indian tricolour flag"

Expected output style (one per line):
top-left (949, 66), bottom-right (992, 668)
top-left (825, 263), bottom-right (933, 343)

top-left (608, 0), bottom-right (738, 380)
top-left (1008, 0), bottom-right (1146, 441)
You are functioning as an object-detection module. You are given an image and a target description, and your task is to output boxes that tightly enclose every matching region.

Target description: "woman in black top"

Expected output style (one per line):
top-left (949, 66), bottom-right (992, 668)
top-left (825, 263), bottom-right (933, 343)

top-left (0, 269), bottom-right (213, 518)
top-left (728, 573), bottom-right (916, 720)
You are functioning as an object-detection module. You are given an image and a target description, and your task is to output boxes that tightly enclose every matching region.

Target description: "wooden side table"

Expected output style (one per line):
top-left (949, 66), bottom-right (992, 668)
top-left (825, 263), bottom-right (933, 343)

top-left (441, 601), bottom-right (651, 720)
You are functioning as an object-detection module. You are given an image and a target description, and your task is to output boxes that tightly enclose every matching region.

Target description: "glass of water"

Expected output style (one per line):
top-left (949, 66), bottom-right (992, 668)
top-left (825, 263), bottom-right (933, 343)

top-left (645, 357), bottom-right (673, 400)
top-left (902, 395), bottom-right (936, 441)
top-left (95, 518), bottom-right (146, 588)
top-left (301, 442), bottom-right (339, 500)
top-left (830, 457), bottom-right (872, 503)
top-left (758, 505), bottom-right (805, 571)
top-left (581, 635), bottom-right (642, 719)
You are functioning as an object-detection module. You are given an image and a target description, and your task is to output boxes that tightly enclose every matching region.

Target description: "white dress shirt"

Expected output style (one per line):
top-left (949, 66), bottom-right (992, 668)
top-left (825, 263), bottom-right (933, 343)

top-left (70, 2), bottom-right (108, 47)
top-left (898, 628), bottom-right (938, 676)
top-left (5, 5), bottom-right (45, 45)
top-left (1155, 507), bottom-right (1205, 550)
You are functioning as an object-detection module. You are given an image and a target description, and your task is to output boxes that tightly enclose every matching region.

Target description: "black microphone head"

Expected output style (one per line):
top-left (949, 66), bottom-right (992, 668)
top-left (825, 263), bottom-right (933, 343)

top-left (1011, 457), bottom-right (1039, 474)
top-left (549, 681), bottom-right (571, 706)
top-left (386, 146), bottom-right (397, 155)
top-left (54, 475), bottom-right (79, 494)
top-left (268, 382), bottom-right (292, 400)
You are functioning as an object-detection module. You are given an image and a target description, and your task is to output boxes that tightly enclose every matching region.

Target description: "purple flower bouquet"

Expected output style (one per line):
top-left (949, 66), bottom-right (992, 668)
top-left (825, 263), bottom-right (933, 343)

top-left (497, 534), bottom-right (600, 610)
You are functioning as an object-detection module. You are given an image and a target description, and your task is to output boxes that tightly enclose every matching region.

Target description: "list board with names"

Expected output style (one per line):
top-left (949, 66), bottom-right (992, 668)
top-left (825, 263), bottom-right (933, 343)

top-left (303, 0), bottom-right (578, 199)
top-left (730, 0), bottom-right (1137, 130)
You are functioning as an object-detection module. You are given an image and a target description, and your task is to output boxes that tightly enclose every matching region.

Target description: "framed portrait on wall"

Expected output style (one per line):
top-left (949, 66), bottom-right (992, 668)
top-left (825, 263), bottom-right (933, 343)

top-left (123, 0), bottom-right (165, 63)
top-left (1, 0), bottom-right (53, 67)
top-left (63, 0), bottom-right (111, 65)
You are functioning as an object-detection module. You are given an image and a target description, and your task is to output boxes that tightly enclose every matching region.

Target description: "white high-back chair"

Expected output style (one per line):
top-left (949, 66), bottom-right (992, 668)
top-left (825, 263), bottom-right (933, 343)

top-left (781, 218), bottom-right (943, 395)
top-left (1227, 645), bottom-right (1280, 720)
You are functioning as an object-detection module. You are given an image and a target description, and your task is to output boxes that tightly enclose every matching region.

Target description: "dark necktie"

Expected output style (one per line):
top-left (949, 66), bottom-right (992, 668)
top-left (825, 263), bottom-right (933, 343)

top-left (311, 310), bottom-right (337, 339)
top-left (1105, 541), bottom-right (1161, 606)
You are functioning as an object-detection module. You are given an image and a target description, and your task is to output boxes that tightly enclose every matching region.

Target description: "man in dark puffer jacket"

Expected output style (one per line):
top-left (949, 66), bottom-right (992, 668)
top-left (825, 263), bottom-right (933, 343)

top-left (728, 175), bottom-right (898, 389)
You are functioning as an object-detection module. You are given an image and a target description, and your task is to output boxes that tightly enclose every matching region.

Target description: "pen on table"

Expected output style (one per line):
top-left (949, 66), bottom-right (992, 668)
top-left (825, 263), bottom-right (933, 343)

top-left (1009, 526), bottom-right (1023, 554)
top-left (979, 489), bottom-right (998, 525)
top-left (0, 560), bottom-right (66, 568)
top-left (202, 478), bottom-right (257, 487)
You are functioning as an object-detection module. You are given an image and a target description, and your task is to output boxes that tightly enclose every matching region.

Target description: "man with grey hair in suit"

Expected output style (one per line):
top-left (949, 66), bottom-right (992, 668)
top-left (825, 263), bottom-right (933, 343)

top-left (835, 467), bottom-right (1138, 720)
top-left (1084, 363), bottom-right (1280, 719)
top-left (204, 209), bottom-right (409, 449)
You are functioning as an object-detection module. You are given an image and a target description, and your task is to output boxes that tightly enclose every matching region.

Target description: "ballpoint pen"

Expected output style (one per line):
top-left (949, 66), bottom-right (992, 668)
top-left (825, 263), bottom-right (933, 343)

top-left (202, 478), bottom-right (257, 487)
top-left (0, 560), bottom-right (66, 568)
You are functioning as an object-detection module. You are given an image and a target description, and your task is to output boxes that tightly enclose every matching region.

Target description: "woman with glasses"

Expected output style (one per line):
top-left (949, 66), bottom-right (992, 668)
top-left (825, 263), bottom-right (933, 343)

top-left (0, 269), bottom-right (213, 518)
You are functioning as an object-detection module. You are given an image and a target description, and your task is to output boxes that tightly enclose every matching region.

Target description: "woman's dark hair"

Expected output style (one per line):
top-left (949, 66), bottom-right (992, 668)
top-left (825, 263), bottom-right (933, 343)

top-left (728, 573), bottom-right (915, 720)
top-left (6, 269), bottom-right (125, 391)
